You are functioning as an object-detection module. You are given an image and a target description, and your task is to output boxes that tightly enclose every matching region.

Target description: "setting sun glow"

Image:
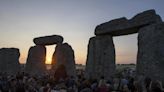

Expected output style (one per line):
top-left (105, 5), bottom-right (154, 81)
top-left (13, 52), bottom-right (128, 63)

top-left (45, 57), bottom-right (52, 64)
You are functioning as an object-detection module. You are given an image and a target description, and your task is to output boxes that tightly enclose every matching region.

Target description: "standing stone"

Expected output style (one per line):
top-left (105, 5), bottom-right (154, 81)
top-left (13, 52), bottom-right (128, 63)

top-left (137, 22), bottom-right (164, 83)
top-left (52, 43), bottom-right (76, 78)
top-left (25, 45), bottom-right (46, 75)
top-left (33, 35), bottom-right (63, 45)
top-left (0, 48), bottom-right (20, 74)
top-left (85, 35), bottom-right (115, 80)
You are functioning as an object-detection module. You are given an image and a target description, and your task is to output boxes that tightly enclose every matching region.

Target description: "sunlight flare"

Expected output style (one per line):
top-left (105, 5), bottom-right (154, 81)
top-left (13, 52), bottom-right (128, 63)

top-left (45, 57), bottom-right (52, 64)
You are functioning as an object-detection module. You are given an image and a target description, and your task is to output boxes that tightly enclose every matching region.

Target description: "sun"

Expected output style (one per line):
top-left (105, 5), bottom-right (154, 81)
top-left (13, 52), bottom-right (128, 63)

top-left (45, 57), bottom-right (52, 64)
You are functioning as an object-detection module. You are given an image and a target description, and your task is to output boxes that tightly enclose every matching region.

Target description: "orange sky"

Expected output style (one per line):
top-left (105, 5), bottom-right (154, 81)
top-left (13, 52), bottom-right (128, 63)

top-left (19, 34), bottom-right (138, 65)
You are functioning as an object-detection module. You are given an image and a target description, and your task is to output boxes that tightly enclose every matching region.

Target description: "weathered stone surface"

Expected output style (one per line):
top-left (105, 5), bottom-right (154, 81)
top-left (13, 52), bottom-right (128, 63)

top-left (51, 43), bottom-right (76, 77)
top-left (137, 22), bottom-right (164, 83)
top-left (33, 35), bottom-right (63, 45)
top-left (85, 35), bottom-right (115, 80)
top-left (25, 45), bottom-right (46, 75)
top-left (130, 9), bottom-right (162, 26)
top-left (95, 9), bottom-right (162, 36)
top-left (0, 48), bottom-right (20, 74)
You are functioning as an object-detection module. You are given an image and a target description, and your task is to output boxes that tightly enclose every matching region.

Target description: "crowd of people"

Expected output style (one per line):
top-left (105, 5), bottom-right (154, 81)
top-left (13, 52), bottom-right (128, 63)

top-left (0, 71), bottom-right (164, 92)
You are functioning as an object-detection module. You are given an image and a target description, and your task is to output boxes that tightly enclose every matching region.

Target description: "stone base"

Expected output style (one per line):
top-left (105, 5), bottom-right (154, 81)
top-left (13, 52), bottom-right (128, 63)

top-left (137, 22), bottom-right (164, 83)
top-left (52, 43), bottom-right (76, 78)
top-left (25, 45), bottom-right (46, 75)
top-left (85, 35), bottom-right (115, 80)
